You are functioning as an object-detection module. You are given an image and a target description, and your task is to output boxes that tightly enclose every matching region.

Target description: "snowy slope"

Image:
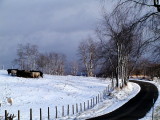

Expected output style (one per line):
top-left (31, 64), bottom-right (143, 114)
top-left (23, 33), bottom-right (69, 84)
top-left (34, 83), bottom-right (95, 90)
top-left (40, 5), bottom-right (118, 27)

top-left (74, 82), bottom-right (140, 120)
top-left (0, 70), bottom-right (140, 120)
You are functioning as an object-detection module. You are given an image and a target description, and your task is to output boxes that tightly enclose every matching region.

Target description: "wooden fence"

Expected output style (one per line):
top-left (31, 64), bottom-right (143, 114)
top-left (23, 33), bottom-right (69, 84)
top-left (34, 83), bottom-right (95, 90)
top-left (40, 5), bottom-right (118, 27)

top-left (4, 81), bottom-right (115, 120)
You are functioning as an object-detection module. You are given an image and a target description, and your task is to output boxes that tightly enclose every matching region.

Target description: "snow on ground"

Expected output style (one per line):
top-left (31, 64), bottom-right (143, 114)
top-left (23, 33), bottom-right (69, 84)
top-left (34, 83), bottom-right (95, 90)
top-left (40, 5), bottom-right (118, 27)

top-left (139, 78), bottom-right (160, 120)
top-left (74, 82), bottom-right (140, 120)
top-left (0, 70), bottom-right (140, 120)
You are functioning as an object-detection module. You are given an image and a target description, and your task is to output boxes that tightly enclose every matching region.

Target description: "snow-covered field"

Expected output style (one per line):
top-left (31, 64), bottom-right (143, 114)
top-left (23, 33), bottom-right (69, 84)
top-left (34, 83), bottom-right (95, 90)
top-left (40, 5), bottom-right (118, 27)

top-left (0, 70), bottom-right (140, 120)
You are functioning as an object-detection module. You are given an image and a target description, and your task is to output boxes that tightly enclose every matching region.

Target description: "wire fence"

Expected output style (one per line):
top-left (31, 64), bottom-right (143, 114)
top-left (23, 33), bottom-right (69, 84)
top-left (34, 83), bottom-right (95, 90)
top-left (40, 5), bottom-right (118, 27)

top-left (1, 68), bottom-right (159, 120)
top-left (2, 80), bottom-right (116, 120)
top-left (3, 106), bottom-right (160, 120)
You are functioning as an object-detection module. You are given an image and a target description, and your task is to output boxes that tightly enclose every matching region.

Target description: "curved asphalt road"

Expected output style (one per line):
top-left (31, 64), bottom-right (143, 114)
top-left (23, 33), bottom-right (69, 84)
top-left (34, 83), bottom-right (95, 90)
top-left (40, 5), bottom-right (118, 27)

top-left (87, 80), bottom-right (159, 120)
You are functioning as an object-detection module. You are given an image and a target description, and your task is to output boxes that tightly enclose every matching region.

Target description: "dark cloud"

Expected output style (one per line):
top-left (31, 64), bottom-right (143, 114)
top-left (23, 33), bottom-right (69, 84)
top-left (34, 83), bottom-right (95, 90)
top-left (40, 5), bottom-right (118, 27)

top-left (0, 0), bottom-right (111, 68)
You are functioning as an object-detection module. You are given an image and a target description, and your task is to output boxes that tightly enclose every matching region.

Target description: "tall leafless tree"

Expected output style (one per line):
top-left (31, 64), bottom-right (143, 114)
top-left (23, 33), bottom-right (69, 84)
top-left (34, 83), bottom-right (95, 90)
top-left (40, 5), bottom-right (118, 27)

top-left (97, 0), bottom-right (160, 87)
top-left (78, 37), bottom-right (98, 77)
top-left (36, 52), bottom-right (66, 75)
top-left (14, 43), bottom-right (39, 70)
top-left (24, 43), bottom-right (39, 70)
top-left (70, 61), bottom-right (79, 76)
top-left (112, 0), bottom-right (160, 42)
top-left (14, 43), bottom-right (66, 75)
top-left (36, 53), bottom-right (50, 72)
top-left (97, 6), bottom-right (147, 87)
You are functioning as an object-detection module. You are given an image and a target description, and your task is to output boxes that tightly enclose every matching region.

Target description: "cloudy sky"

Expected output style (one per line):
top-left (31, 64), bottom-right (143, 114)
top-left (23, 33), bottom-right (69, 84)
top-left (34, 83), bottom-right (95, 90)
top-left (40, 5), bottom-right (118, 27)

top-left (0, 0), bottom-right (113, 68)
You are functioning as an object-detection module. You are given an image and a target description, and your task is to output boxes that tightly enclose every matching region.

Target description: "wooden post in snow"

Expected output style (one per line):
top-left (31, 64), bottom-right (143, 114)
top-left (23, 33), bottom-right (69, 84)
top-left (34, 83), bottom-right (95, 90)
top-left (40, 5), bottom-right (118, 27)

top-left (40, 108), bottom-right (42, 120)
top-left (72, 105), bottom-right (74, 115)
top-left (62, 106), bottom-right (64, 117)
top-left (76, 104), bottom-right (78, 113)
top-left (88, 100), bottom-right (89, 109)
top-left (18, 110), bottom-right (20, 120)
top-left (5, 110), bottom-right (7, 120)
top-left (48, 107), bottom-right (50, 120)
top-left (80, 103), bottom-right (82, 112)
top-left (67, 105), bottom-right (69, 115)
top-left (55, 106), bottom-right (58, 118)
top-left (30, 109), bottom-right (32, 120)
top-left (84, 102), bottom-right (86, 111)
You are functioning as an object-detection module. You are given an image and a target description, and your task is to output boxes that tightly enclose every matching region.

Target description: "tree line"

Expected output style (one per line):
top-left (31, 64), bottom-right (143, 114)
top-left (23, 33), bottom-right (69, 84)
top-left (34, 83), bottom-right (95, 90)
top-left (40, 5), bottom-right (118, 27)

top-left (78, 0), bottom-right (160, 88)
top-left (13, 43), bottom-right (66, 75)
top-left (12, 0), bottom-right (160, 88)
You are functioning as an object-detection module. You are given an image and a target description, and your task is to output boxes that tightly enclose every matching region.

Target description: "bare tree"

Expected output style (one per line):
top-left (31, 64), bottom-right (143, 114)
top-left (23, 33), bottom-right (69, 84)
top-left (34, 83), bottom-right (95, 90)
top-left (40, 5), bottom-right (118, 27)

top-left (152, 15), bottom-right (160, 62)
top-left (36, 53), bottom-right (49, 72)
top-left (153, 45), bottom-right (160, 62)
top-left (14, 44), bottom-right (25, 69)
top-left (14, 43), bottom-right (67, 75)
top-left (36, 52), bottom-right (66, 75)
top-left (97, 6), bottom-right (146, 87)
top-left (14, 43), bottom-right (39, 70)
top-left (112, 0), bottom-right (160, 43)
top-left (97, 0), bottom-right (160, 87)
top-left (70, 61), bottom-right (79, 76)
top-left (55, 53), bottom-right (66, 75)
top-left (113, 0), bottom-right (160, 12)
top-left (78, 37), bottom-right (98, 77)
top-left (24, 43), bottom-right (39, 70)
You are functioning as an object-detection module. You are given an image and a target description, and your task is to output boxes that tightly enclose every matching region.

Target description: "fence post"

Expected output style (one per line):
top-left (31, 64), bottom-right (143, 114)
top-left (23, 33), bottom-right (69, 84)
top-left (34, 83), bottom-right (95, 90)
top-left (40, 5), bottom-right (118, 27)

top-left (18, 110), bottom-right (20, 120)
top-left (96, 96), bottom-right (97, 104)
top-left (100, 93), bottom-right (102, 102)
top-left (72, 105), bottom-right (74, 115)
top-left (88, 100), bottom-right (89, 109)
top-left (30, 109), bottom-right (32, 120)
top-left (48, 107), bottom-right (50, 120)
top-left (98, 94), bottom-right (99, 103)
top-left (84, 102), bottom-right (85, 111)
top-left (67, 105), bottom-right (69, 116)
top-left (108, 85), bottom-right (109, 92)
top-left (91, 99), bottom-right (92, 108)
top-left (62, 106), bottom-right (64, 117)
top-left (40, 108), bottom-right (42, 120)
top-left (55, 106), bottom-right (58, 118)
top-left (76, 103), bottom-right (78, 113)
top-left (101, 93), bottom-right (103, 101)
top-left (80, 103), bottom-right (82, 112)
top-left (93, 98), bottom-right (95, 107)
top-left (106, 87), bottom-right (108, 94)
top-left (5, 110), bottom-right (7, 120)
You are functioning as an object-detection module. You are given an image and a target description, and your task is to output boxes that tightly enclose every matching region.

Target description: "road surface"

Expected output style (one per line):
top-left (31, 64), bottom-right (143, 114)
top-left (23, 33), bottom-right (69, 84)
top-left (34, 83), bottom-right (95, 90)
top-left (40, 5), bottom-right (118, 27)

top-left (87, 80), bottom-right (159, 120)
